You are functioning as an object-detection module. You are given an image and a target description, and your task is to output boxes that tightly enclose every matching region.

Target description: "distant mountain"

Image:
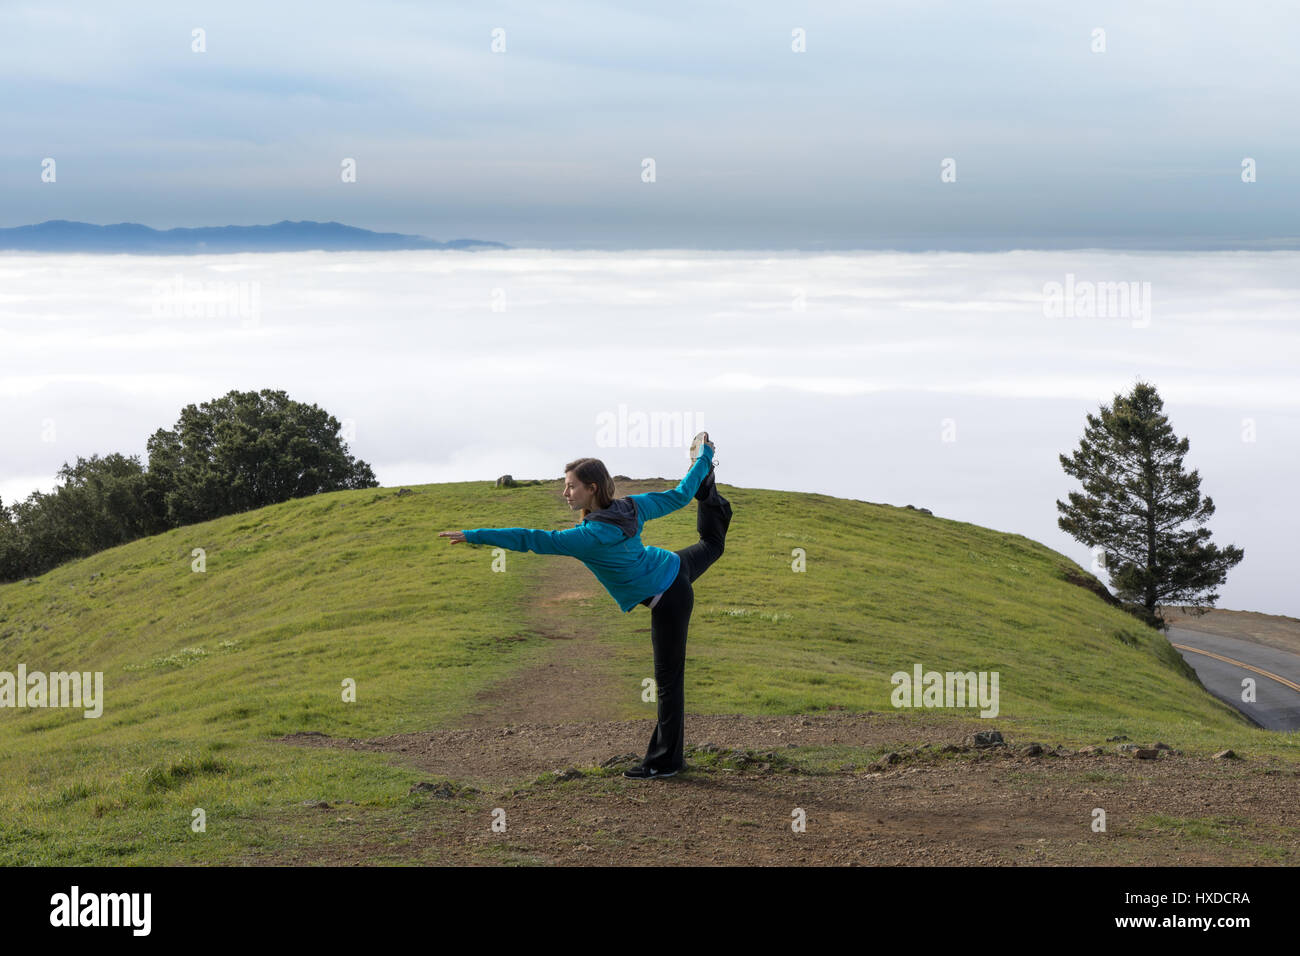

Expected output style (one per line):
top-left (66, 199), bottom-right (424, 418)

top-left (0, 220), bottom-right (509, 253)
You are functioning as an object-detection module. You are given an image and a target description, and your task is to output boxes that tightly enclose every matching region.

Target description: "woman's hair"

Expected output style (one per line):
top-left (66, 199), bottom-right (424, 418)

top-left (564, 457), bottom-right (616, 519)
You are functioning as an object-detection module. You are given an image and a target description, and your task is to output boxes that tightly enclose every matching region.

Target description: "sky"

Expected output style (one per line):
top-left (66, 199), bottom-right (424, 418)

top-left (0, 249), bottom-right (1295, 616)
top-left (1, 1), bottom-right (1298, 249)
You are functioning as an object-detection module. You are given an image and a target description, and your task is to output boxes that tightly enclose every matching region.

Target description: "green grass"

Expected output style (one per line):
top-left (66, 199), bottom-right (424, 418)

top-left (0, 478), bottom-right (1295, 864)
top-left (1131, 814), bottom-right (1295, 861)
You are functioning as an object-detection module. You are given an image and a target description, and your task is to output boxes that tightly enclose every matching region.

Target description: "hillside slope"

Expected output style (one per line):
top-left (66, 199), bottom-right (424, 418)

top-left (0, 478), bottom-right (1290, 864)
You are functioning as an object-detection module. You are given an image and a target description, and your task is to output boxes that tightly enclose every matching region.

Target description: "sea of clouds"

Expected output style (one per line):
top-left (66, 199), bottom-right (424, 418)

top-left (1, 249), bottom-right (1295, 614)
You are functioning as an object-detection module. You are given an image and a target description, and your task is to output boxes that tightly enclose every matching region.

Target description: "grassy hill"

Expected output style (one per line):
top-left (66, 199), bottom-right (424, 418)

top-left (0, 478), bottom-right (1292, 864)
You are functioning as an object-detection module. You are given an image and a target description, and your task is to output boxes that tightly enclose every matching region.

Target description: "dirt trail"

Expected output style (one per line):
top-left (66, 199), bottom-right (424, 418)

top-left (279, 713), bottom-right (1300, 866)
top-left (454, 555), bottom-right (627, 729)
top-left (288, 710), bottom-right (987, 783)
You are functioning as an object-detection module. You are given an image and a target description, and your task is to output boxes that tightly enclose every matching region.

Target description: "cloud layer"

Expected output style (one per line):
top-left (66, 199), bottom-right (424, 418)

top-left (1, 248), bottom-right (1293, 614)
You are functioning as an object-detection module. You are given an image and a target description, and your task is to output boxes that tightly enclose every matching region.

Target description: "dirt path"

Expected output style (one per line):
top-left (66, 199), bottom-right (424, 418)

top-left (279, 713), bottom-right (1300, 866)
top-left (454, 554), bottom-right (627, 728)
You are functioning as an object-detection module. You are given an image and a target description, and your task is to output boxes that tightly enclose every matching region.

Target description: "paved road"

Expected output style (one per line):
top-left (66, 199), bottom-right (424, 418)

top-left (1166, 626), bottom-right (1300, 731)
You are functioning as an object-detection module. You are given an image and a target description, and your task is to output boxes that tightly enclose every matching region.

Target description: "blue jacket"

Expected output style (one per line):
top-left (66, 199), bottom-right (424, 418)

top-left (461, 446), bottom-right (714, 612)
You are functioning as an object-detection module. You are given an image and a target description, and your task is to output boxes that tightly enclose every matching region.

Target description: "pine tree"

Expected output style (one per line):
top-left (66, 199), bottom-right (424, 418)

top-left (1056, 380), bottom-right (1244, 629)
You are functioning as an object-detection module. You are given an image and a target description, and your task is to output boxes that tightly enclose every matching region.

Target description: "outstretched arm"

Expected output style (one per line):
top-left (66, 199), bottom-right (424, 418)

top-left (628, 442), bottom-right (714, 524)
top-left (448, 524), bottom-right (605, 557)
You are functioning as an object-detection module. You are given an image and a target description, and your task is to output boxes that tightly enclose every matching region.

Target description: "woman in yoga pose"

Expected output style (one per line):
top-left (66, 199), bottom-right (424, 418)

top-left (439, 431), bottom-right (731, 778)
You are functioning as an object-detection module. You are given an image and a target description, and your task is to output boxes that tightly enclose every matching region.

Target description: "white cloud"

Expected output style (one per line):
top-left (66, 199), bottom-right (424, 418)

top-left (1, 248), bottom-right (1294, 614)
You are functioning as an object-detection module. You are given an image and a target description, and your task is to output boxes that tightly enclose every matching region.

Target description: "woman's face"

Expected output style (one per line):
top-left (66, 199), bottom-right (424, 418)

top-left (563, 471), bottom-right (597, 510)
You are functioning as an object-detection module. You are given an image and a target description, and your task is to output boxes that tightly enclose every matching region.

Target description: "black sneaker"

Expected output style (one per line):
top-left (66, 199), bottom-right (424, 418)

top-left (623, 763), bottom-right (683, 779)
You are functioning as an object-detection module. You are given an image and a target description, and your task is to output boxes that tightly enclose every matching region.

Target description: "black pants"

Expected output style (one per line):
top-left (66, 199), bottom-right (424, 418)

top-left (637, 485), bottom-right (732, 772)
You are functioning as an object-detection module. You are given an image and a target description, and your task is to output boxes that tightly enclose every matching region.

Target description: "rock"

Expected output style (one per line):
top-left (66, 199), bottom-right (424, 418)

top-left (1117, 743), bottom-right (1140, 753)
top-left (919, 508), bottom-right (933, 515)
top-left (395, 488), bottom-right (412, 497)
top-left (1106, 735), bottom-right (1129, 742)
top-left (884, 751), bottom-right (901, 764)
top-left (1213, 749), bottom-right (1238, 760)
top-left (1133, 749), bottom-right (1160, 759)
top-left (302, 800), bottom-right (331, 809)
top-left (965, 730), bottom-right (1005, 749)
top-left (552, 767), bottom-right (584, 781)
top-left (495, 475), bottom-right (515, 488)
top-left (1152, 742), bottom-right (1173, 750)
top-left (1023, 743), bottom-right (1044, 756)
top-left (600, 753), bottom-right (640, 768)
top-left (1078, 745), bottom-right (1103, 755)
top-left (410, 781), bottom-right (454, 797)
top-left (409, 780), bottom-right (478, 797)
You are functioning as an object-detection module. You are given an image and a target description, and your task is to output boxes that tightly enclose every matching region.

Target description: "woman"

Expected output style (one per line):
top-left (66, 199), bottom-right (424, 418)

top-left (439, 431), bottom-right (732, 779)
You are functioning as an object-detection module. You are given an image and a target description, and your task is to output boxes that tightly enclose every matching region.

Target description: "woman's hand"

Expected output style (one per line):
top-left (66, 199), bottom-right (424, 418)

top-left (439, 531), bottom-right (467, 545)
